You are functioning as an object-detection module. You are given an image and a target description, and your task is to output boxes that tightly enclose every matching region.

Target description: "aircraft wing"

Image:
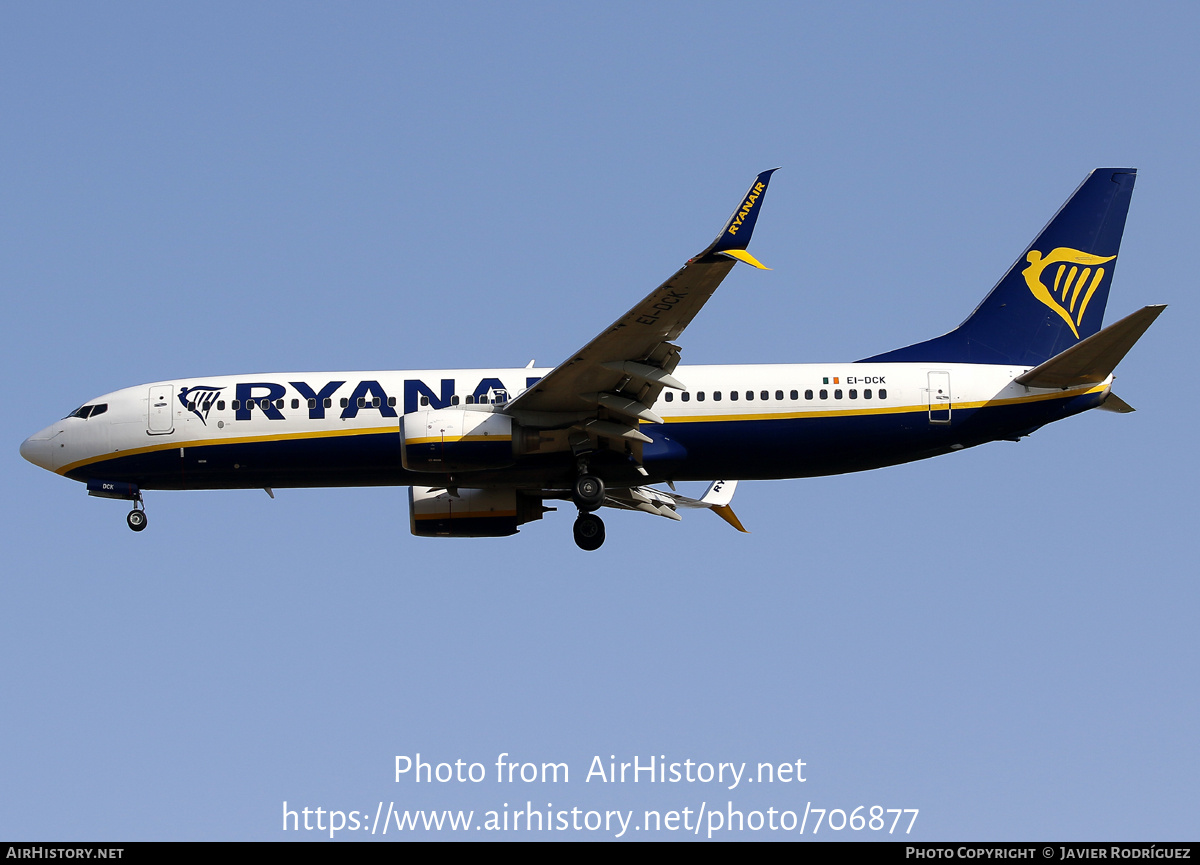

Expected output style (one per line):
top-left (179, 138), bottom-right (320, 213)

top-left (504, 170), bottom-right (778, 430)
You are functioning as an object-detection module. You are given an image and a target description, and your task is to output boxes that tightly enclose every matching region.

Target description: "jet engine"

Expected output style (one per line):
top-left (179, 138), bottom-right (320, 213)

top-left (408, 486), bottom-right (548, 537)
top-left (400, 409), bottom-right (516, 472)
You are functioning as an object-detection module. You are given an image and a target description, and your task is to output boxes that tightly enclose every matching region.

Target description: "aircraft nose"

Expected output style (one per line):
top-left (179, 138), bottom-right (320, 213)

top-left (20, 425), bottom-right (60, 471)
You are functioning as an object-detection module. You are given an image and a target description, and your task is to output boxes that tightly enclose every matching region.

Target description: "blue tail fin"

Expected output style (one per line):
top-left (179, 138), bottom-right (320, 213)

top-left (862, 169), bottom-right (1137, 366)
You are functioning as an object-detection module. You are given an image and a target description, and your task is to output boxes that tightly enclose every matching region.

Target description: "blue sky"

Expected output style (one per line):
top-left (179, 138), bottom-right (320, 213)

top-left (2, 2), bottom-right (1196, 840)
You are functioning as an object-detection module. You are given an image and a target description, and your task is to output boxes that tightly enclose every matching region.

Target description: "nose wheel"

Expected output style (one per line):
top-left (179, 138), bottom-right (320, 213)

top-left (573, 512), bottom-right (605, 551)
top-left (126, 507), bottom-right (148, 532)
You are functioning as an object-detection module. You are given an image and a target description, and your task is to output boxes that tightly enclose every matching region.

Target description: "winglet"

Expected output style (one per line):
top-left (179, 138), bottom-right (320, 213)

top-left (711, 503), bottom-right (749, 533)
top-left (721, 249), bottom-right (771, 270)
top-left (701, 169), bottom-right (779, 266)
top-left (699, 480), bottom-right (749, 533)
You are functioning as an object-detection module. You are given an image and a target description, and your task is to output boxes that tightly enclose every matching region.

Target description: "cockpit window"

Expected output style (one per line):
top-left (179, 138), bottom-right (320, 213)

top-left (66, 403), bottom-right (109, 420)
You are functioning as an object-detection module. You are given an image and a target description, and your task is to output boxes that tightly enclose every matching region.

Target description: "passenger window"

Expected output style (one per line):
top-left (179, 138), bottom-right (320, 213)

top-left (864, 389), bottom-right (872, 399)
top-left (308, 398), bottom-right (316, 409)
top-left (745, 391), bottom-right (754, 400)
top-left (323, 398), bottom-right (332, 408)
top-left (879, 388), bottom-right (888, 399)
top-left (697, 392), bottom-right (705, 402)
top-left (202, 401), bottom-right (211, 412)
top-left (804, 390), bottom-right (813, 400)
top-left (232, 400), bottom-right (241, 410)
top-left (790, 390), bottom-right (798, 400)
top-left (372, 397), bottom-right (381, 407)
top-left (451, 395), bottom-right (460, 406)
top-left (760, 391), bottom-right (768, 400)
top-left (834, 389), bottom-right (843, 399)
top-left (729, 390), bottom-right (738, 401)
top-left (187, 401), bottom-right (196, 411)
top-left (291, 399), bottom-right (299, 409)
top-left (819, 389), bottom-right (827, 400)
top-left (713, 391), bottom-right (721, 401)
top-left (342, 398), bottom-right (350, 407)
top-left (388, 396), bottom-right (397, 407)
top-left (664, 392), bottom-right (674, 402)
top-left (681, 392), bottom-right (691, 402)
top-left (849, 389), bottom-right (858, 399)
top-left (775, 390), bottom-right (783, 400)
top-left (465, 395), bottom-right (474, 404)
top-left (357, 398), bottom-right (366, 408)
top-left (217, 401), bottom-right (225, 411)
top-left (275, 399), bottom-right (284, 410)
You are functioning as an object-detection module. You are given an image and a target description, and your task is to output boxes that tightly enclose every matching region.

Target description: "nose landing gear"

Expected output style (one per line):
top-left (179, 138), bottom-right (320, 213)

top-left (126, 504), bottom-right (148, 532)
top-left (86, 480), bottom-right (148, 532)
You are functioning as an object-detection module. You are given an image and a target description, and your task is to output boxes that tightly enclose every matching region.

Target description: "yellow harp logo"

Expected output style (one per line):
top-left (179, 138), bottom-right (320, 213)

top-left (1021, 247), bottom-right (1116, 339)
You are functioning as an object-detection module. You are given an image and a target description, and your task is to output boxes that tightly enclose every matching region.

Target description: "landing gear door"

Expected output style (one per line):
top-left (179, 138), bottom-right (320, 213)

top-left (927, 371), bottom-right (951, 424)
top-left (147, 384), bottom-right (175, 434)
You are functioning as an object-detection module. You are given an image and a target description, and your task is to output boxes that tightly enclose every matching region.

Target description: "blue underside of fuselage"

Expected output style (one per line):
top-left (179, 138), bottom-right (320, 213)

top-left (64, 391), bottom-right (1104, 491)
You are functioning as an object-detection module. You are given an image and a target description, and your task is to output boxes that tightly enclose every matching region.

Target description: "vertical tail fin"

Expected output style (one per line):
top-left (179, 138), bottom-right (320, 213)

top-left (862, 169), bottom-right (1137, 366)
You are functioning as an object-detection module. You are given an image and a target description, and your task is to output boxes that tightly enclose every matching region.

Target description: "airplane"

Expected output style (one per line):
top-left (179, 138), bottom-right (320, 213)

top-left (20, 168), bottom-right (1164, 550)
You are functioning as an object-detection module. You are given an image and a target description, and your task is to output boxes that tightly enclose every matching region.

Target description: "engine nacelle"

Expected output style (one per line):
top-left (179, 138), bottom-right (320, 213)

top-left (400, 409), bottom-right (515, 472)
top-left (409, 486), bottom-right (546, 537)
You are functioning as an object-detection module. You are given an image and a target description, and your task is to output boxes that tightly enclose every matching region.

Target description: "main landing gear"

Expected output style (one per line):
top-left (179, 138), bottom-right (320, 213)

top-left (572, 474), bottom-right (605, 511)
top-left (571, 473), bottom-right (606, 551)
top-left (572, 512), bottom-right (605, 551)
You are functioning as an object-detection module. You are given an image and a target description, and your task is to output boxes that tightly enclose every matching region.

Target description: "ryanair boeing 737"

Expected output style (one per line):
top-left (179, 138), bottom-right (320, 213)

top-left (20, 169), bottom-right (1164, 550)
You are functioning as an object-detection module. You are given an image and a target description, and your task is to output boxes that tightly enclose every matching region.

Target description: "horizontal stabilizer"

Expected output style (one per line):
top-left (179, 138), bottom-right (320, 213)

top-left (1016, 305), bottom-right (1165, 389)
top-left (1097, 392), bottom-right (1135, 413)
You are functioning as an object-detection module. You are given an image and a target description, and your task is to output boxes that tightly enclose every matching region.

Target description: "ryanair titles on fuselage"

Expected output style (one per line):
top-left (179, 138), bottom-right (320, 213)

top-left (196, 375), bottom-right (545, 422)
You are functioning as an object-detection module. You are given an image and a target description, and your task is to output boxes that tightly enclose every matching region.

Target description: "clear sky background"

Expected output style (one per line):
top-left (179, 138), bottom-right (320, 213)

top-left (2, 2), bottom-right (1196, 841)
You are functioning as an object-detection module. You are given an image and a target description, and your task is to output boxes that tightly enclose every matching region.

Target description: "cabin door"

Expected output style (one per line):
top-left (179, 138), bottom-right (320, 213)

top-left (927, 372), bottom-right (951, 424)
top-left (147, 384), bottom-right (175, 434)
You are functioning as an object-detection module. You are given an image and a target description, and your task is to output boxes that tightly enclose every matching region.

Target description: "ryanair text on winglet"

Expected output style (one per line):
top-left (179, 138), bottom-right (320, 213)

top-left (726, 181), bottom-right (766, 236)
